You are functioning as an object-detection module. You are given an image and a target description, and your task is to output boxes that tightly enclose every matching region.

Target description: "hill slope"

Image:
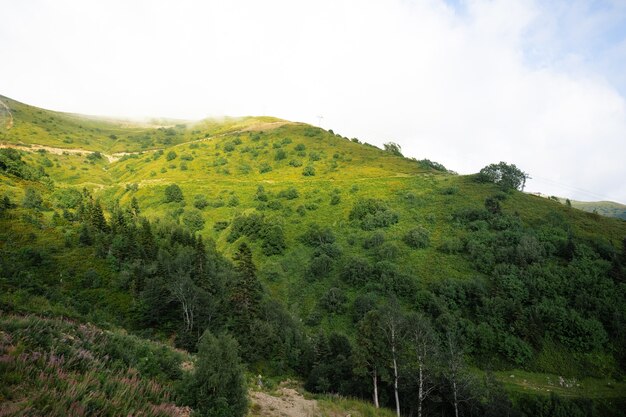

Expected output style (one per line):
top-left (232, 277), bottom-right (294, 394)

top-left (1, 95), bottom-right (626, 417)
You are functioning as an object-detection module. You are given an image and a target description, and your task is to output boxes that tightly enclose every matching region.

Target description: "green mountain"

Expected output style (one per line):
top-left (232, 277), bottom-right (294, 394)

top-left (1, 95), bottom-right (626, 417)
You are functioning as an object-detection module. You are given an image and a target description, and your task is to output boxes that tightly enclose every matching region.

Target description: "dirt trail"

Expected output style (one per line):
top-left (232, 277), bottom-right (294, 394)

top-left (0, 142), bottom-right (138, 163)
top-left (250, 386), bottom-right (320, 417)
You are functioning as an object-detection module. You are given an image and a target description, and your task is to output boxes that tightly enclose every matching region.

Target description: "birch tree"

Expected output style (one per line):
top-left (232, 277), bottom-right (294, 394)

top-left (379, 299), bottom-right (405, 417)
top-left (444, 327), bottom-right (476, 417)
top-left (405, 312), bottom-right (439, 417)
top-left (169, 274), bottom-right (199, 332)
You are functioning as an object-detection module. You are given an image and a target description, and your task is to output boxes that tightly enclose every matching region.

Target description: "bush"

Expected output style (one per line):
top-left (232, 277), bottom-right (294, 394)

top-left (164, 184), bottom-right (184, 203)
top-left (319, 288), bottom-right (347, 314)
top-left (166, 151), bottom-right (177, 161)
top-left (261, 224), bottom-right (286, 256)
top-left (259, 163), bottom-right (272, 174)
top-left (300, 223), bottom-right (335, 246)
top-left (182, 209), bottom-right (205, 232)
top-left (275, 149), bottom-right (287, 161)
top-left (363, 231), bottom-right (385, 249)
top-left (22, 187), bottom-right (43, 209)
top-left (403, 226), bottom-right (430, 249)
top-left (289, 159), bottom-right (303, 167)
top-left (349, 199), bottom-right (399, 230)
top-left (302, 166), bottom-right (316, 176)
top-left (213, 221), bottom-right (229, 231)
top-left (341, 256), bottom-right (372, 285)
top-left (383, 142), bottom-right (403, 156)
top-left (306, 253), bottom-right (334, 280)
top-left (278, 187), bottom-right (299, 200)
top-left (194, 194), bottom-right (209, 209)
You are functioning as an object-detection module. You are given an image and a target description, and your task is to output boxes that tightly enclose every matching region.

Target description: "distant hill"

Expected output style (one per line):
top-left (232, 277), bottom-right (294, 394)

top-left (566, 199), bottom-right (626, 220)
top-left (530, 191), bottom-right (626, 220)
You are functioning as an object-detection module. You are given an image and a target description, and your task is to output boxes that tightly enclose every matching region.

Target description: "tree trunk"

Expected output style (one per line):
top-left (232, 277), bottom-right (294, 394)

top-left (373, 371), bottom-right (380, 409)
top-left (392, 342), bottom-right (400, 417)
top-left (452, 378), bottom-right (459, 417)
top-left (418, 360), bottom-right (423, 417)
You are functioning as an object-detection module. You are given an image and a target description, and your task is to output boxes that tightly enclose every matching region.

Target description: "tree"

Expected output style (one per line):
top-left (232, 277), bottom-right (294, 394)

top-left (22, 187), bottom-right (43, 209)
top-left (182, 209), bottom-right (205, 232)
top-left (443, 326), bottom-right (475, 417)
top-left (164, 183), bottom-right (184, 203)
top-left (354, 310), bottom-right (387, 408)
top-left (379, 299), bottom-right (405, 417)
top-left (169, 274), bottom-right (200, 333)
top-left (405, 312), bottom-right (440, 417)
top-left (88, 199), bottom-right (108, 232)
top-left (183, 330), bottom-right (248, 417)
top-left (383, 142), bottom-right (403, 156)
top-left (130, 196), bottom-right (140, 217)
top-left (477, 162), bottom-right (529, 191)
top-left (231, 242), bottom-right (263, 321)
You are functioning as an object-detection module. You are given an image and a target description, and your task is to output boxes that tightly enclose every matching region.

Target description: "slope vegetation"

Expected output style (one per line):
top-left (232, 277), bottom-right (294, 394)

top-left (1, 95), bottom-right (626, 417)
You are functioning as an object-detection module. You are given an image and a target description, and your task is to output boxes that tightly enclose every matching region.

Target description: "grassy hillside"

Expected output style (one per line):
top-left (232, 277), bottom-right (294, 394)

top-left (1, 95), bottom-right (626, 417)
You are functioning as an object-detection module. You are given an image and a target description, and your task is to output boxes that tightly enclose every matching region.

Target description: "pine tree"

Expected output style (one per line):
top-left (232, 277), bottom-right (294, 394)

top-left (231, 242), bottom-right (263, 320)
top-left (184, 330), bottom-right (248, 417)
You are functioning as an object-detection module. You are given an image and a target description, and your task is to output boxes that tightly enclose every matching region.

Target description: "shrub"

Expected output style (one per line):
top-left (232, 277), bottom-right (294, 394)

top-left (383, 142), bottom-right (403, 156)
top-left (363, 231), bottom-right (385, 249)
top-left (306, 254), bottom-right (333, 280)
top-left (349, 199), bottom-right (399, 230)
top-left (194, 194), bottom-right (209, 209)
top-left (319, 288), bottom-right (347, 314)
top-left (213, 221), bottom-right (229, 231)
top-left (275, 149), bottom-right (287, 160)
top-left (227, 195), bottom-right (239, 207)
top-left (23, 187), bottom-right (43, 209)
top-left (166, 151), bottom-right (177, 161)
top-left (403, 226), bottom-right (430, 249)
top-left (302, 166), bottom-right (315, 176)
top-left (278, 187), bottom-right (299, 200)
top-left (301, 223), bottom-right (335, 246)
top-left (164, 184), bottom-right (184, 203)
top-left (341, 256), bottom-right (372, 285)
top-left (259, 163), bottom-right (272, 174)
top-left (182, 209), bottom-right (205, 232)
top-left (289, 159), bottom-right (303, 167)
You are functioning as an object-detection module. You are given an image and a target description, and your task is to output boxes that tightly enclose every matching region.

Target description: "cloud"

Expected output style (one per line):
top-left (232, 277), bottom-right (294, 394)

top-left (0, 0), bottom-right (625, 201)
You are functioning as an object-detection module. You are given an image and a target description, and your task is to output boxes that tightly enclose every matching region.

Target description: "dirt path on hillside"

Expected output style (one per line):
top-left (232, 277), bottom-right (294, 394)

top-left (0, 142), bottom-right (138, 163)
top-left (250, 386), bottom-right (320, 417)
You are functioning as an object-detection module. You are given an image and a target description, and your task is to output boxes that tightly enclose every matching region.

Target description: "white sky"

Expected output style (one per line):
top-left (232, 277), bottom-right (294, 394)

top-left (1, 0), bottom-right (625, 202)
